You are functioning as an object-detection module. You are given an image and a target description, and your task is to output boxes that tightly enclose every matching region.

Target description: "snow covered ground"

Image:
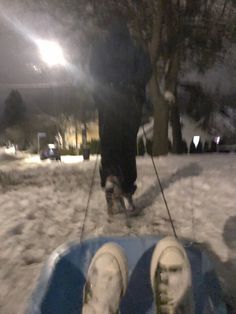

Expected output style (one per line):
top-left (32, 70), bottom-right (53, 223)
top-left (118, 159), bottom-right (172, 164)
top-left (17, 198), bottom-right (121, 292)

top-left (0, 151), bottom-right (236, 313)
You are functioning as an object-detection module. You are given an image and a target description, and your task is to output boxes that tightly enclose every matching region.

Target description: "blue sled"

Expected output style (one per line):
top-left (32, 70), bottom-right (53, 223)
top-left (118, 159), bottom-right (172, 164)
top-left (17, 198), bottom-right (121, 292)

top-left (27, 236), bottom-right (227, 314)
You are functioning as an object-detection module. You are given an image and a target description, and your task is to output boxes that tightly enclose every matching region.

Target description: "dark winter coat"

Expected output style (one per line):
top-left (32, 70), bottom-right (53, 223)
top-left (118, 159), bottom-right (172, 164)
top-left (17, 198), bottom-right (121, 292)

top-left (89, 19), bottom-right (152, 90)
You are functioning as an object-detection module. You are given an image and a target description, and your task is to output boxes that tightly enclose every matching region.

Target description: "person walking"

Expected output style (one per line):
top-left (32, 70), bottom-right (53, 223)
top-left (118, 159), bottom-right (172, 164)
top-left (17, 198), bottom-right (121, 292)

top-left (89, 16), bottom-right (151, 215)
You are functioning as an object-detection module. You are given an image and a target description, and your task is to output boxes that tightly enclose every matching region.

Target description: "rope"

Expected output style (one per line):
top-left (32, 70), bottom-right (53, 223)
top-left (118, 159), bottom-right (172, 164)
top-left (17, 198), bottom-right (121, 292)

top-left (142, 125), bottom-right (178, 239)
top-left (79, 153), bottom-right (99, 242)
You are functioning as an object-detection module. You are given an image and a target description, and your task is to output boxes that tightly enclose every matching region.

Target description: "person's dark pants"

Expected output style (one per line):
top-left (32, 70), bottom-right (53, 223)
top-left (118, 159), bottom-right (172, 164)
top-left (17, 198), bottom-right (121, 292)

top-left (96, 85), bottom-right (143, 195)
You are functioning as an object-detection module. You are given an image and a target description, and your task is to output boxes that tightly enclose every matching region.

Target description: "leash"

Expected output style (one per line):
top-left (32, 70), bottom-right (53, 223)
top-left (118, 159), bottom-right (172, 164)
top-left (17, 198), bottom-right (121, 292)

top-left (79, 152), bottom-right (99, 242)
top-left (142, 125), bottom-right (178, 239)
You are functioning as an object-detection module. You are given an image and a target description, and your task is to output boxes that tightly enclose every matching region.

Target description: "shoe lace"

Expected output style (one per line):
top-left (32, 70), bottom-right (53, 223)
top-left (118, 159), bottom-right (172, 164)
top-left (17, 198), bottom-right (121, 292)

top-left (84, 279), bottom-right (93, 304)
top-left (156, 265), bottom-right (183, 314)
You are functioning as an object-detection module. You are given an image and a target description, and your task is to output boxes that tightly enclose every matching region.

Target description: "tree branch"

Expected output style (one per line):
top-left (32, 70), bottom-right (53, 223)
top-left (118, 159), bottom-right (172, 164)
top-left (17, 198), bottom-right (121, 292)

top-left (148, 0), bottom-right (164, 65)
top-left (220, 0), bottom-right (227, 18)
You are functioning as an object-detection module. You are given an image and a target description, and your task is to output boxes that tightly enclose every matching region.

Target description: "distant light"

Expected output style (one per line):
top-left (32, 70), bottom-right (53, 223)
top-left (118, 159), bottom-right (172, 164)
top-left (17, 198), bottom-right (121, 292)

top-left (36, 40), bottom-right (66, 66)
top-left (193, 136), bottom-right (200, 148)
top-left (215, 136), bottom-right (221, 145)
top-left (32, 64), bottom-right (42, 73)
top-left (48, 144), bottom-right (56, 149)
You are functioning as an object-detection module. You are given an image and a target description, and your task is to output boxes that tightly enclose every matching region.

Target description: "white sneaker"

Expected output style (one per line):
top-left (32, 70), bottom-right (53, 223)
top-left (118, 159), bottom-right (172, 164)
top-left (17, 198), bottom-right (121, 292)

top-left (105, 176), bottom-right (125, 215)
top-left (82, 242), bottom-right (128, 314)
top-left (150, 237), bottom-right (194, 314)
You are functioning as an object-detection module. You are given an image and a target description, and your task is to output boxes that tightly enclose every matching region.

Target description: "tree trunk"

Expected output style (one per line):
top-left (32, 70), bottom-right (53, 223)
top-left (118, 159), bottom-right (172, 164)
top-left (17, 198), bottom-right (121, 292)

top-left (150, 75), bottom-right (169, 156)
top-left (82, 122), bottom-right (87, 146)
top-left (164, 48), bottom-right (183, 154)
top-left (61, 132), bottom-right (66, 149)
top-left (145, 1), bottom-right (168, 156)
top-left (170, 103), bottom-right (182, 154)
top-left (153, 98), bottom-right (169, 156)
top-left (75, 120), bottom-right (78, 154)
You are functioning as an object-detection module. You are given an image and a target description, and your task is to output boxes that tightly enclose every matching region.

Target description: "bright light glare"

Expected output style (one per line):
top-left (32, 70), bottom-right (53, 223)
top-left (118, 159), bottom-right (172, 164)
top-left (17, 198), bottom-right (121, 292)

top-left (193, 136), bottom-right (200, 148)
top-left (36, 40), bottom-right (66, 66)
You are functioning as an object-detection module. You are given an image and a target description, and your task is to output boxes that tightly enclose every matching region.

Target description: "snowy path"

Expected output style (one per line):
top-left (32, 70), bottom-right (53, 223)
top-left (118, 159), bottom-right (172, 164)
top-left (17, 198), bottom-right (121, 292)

top-left (0, 154), bottom-right (236, 313)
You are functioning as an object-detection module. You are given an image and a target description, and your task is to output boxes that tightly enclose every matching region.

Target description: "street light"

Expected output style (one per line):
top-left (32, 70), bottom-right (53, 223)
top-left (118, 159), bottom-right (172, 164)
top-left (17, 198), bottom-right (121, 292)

top-left (35, 39), bottom-right (66, 154)
top-left (36, 39), bottom-right (66, 67)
